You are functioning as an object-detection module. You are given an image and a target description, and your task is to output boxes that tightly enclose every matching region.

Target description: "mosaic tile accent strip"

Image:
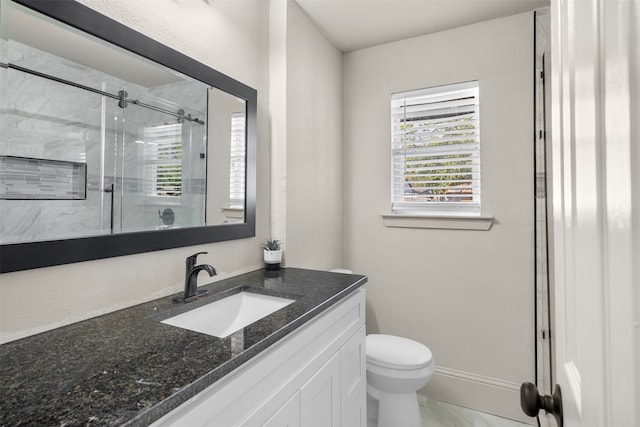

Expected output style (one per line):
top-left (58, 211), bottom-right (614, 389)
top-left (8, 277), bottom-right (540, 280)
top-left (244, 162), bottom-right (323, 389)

top-left (0, 155), bottom-right (87, 200)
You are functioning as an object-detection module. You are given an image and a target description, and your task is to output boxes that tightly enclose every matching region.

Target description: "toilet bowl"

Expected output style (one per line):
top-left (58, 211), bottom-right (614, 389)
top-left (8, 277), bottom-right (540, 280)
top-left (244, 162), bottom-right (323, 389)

top-left (366, 334), bottom-right (435, 427)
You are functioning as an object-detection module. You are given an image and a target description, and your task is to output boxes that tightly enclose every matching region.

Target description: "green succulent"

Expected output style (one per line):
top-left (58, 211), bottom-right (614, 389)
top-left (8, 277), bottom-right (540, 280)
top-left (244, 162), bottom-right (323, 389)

top-left (263, 239), bottom-right (281, 251)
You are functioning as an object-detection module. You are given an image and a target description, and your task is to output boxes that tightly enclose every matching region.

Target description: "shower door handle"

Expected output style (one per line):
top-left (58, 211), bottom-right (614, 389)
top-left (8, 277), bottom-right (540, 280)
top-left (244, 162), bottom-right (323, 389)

top-left (104, 183), bottom-right (114, 234)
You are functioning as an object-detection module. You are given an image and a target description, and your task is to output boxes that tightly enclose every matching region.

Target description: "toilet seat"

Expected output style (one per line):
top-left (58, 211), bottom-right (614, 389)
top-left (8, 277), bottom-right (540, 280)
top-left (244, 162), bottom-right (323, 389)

top-left (366, 334), bottom-right (432, 370)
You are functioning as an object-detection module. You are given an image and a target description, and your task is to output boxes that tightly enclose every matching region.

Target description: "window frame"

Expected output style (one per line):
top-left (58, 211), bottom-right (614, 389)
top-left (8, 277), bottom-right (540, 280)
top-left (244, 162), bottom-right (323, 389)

top-left (390, 80), bottom-right (481, 216)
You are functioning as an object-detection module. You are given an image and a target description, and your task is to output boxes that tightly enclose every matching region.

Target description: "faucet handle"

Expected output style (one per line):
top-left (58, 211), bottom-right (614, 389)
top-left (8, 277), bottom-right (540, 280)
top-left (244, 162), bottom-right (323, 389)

top-left (186, 251), bottom-right (208, 267)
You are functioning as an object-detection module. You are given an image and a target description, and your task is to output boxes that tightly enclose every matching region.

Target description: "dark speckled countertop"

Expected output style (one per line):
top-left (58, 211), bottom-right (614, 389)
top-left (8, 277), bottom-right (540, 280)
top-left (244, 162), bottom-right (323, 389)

top-left (0, 268), bottom-right (366, 426)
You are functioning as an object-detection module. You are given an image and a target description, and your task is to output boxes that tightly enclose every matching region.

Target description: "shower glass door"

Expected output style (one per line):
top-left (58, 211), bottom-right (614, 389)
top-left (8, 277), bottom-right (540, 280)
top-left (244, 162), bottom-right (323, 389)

top-left (117, 90), bottom-right (207, 234)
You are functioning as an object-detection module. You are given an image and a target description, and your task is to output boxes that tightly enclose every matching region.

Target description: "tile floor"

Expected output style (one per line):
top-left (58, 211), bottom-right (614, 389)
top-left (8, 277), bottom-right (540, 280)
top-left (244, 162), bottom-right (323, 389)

top-left (418, 397), bottom-right (534, 427)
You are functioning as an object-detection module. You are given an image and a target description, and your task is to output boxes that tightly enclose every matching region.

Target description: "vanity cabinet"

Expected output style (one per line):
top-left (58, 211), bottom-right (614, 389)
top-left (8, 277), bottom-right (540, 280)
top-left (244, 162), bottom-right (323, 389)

top-left (151, 289), bottom-right (366, 427)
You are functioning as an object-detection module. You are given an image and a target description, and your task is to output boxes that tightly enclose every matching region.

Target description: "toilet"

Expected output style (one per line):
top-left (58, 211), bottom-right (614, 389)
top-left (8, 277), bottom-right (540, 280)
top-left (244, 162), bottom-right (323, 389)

top-left (366, 334), bottom-right (435, 427)
top-left (326, 270), bottom-right (434, 427)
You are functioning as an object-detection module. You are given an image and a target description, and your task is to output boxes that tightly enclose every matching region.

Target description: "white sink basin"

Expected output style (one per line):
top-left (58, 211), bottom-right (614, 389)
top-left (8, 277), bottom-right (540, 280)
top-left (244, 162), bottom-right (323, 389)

top-left (161, 291), bottom-right (295, 338)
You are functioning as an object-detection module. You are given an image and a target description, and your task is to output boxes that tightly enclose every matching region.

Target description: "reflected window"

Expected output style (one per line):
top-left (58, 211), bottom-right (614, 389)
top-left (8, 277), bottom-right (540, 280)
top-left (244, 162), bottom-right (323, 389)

top-left (143, 123), bottom-right (183, 198)
top-left (229, 112), bottom-right (245, 208)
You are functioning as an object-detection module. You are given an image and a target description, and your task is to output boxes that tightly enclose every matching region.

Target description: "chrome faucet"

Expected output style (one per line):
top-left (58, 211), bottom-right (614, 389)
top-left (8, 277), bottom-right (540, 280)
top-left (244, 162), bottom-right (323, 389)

top-left (173, 252), bottom-right (217, 303)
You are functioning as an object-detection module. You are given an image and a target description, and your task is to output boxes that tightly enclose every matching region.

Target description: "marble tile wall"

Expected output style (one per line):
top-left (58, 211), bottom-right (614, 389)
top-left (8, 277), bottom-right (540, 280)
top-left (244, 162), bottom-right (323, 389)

top-left (1, 41), bottom-right (118, 243)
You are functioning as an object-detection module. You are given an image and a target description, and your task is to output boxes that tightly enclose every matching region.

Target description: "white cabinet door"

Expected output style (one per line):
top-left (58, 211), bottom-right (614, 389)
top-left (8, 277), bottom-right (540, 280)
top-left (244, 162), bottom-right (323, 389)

top-left (301, 353), bottom-right (341, 427)
top-left (341, 390), bottom-right (365, 427)
top-left (263, 391), bottom-right (301, 427)
top-left (340, 326), bottom-right (365, 423)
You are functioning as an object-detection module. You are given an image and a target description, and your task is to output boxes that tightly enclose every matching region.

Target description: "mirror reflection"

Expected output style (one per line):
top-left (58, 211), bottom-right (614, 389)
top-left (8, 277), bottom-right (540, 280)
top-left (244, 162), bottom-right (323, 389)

top-left (0, 0), bottom-right (246, 244)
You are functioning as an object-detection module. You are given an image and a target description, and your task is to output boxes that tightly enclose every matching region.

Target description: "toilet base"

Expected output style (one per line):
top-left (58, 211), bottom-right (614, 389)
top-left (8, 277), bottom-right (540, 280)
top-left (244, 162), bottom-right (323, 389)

top-left (367, 388), bottom-right (422, 427)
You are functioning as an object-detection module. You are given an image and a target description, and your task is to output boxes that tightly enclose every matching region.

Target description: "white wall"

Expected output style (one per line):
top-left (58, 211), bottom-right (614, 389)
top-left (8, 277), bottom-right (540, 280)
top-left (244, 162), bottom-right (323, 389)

top-left (0, 0), bottom-right (272, 343)
top-left (270, 0), bottom-right (344, 270)
top-left (343, 13), bottom-right (535, 422)
top-left (207, 88), bottom-right (247, 225)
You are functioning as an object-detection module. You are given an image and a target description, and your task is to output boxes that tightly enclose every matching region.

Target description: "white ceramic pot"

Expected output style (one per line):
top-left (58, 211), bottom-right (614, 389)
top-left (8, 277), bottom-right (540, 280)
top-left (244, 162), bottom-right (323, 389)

top-left (264, 249), bottom-right (282, 265)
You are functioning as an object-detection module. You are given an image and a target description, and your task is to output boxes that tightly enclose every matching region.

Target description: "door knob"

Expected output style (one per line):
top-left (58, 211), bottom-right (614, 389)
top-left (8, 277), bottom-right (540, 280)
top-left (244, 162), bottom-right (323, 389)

top-left (520, 382), bottom-right (563, 427)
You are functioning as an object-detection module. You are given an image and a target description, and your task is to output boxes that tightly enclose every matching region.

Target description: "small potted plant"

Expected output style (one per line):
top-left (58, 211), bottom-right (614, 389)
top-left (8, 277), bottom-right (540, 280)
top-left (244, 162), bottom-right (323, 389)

top-left (263, 239), bottom-right (282, 270)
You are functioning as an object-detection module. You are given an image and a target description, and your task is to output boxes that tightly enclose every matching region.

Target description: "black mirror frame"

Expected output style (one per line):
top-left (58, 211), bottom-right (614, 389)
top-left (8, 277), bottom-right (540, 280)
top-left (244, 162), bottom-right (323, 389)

top-left (0, 0), bottom-right (257, 273)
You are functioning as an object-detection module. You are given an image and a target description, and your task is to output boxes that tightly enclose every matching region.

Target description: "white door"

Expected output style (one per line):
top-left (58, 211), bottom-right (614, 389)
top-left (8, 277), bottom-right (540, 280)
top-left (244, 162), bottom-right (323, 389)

top-left (548, 0), bottom-right (639, 426)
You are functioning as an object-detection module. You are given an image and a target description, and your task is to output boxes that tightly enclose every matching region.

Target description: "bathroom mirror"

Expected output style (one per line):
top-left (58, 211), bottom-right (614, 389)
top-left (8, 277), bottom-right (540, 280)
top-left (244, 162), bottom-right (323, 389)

top-left (0, 0), bottom-right (256, 273)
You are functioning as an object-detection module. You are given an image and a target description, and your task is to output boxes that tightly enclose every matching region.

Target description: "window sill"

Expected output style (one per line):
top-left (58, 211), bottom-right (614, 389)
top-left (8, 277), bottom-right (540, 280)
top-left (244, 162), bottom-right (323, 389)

top-left (381, 214), bottom-right (494, 230)
top-left (221, 207), bottom-right (244, 219)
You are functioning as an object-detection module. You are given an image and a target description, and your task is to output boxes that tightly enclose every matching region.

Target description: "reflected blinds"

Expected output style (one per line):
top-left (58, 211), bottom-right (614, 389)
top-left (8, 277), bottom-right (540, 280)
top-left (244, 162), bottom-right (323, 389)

top-left (391, 81), bottom-right (480, 215)
top-left (229, 112), bottom-right (246, 208)
top-left (143, 123), bottom-right (183, 197)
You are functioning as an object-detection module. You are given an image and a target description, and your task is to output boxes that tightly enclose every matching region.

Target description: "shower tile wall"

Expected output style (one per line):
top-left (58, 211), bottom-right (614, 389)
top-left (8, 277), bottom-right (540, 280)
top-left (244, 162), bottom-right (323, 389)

top-left (0, 41), bottom-right (114, 243)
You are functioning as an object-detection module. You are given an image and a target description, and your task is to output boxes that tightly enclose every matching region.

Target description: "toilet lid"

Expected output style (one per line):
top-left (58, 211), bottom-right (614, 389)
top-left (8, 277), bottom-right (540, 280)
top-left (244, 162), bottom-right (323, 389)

top-left (366, 334), bottom-right (433, 370)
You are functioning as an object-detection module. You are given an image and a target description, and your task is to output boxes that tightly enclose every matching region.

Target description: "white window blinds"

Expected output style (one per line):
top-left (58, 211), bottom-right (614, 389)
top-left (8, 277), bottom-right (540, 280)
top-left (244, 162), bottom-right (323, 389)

top-left (143, 123), bottom-right (183, 197)
top-left (391, 81), bottom-right (480, 215)
top-left (229, 112), bottom-right (246, 208)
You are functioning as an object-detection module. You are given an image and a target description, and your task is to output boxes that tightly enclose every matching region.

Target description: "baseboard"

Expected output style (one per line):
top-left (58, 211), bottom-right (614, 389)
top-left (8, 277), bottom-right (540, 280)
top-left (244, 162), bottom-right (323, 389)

top-left (420, 365), bottom-right (535, 425)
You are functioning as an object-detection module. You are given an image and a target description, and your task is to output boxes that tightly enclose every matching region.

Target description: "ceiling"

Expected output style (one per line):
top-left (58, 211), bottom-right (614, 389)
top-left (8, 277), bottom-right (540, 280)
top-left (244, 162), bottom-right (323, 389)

top-left (294, 0), bottom-right (549, 52)
top-left (8, 1), bottom-right (184, 88)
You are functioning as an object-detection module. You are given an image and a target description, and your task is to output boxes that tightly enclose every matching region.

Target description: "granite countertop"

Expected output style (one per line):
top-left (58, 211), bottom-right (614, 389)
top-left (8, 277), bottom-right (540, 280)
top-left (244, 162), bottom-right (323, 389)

top-left (0, 268), bottom-right (367, 426)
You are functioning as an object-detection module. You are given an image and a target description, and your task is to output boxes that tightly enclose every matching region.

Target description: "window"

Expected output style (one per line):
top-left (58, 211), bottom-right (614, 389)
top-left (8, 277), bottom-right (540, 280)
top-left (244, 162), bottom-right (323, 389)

top-left (391, 81), bottom-right (480, 215)
top-left (143, 123), bottom-right (183, 197)
top-left (229, 112), bottom-right (246, 208)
